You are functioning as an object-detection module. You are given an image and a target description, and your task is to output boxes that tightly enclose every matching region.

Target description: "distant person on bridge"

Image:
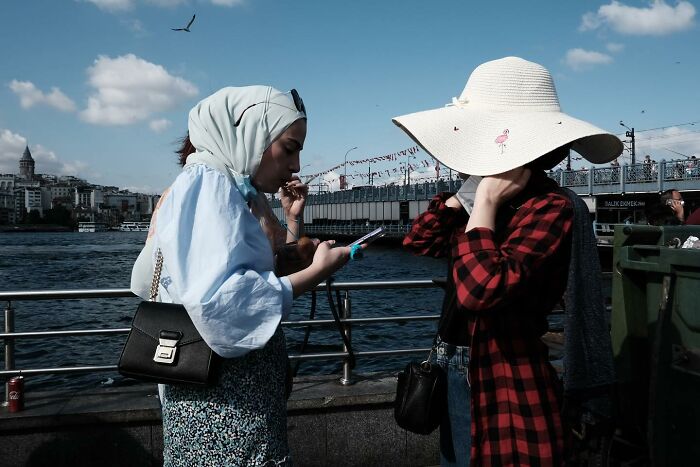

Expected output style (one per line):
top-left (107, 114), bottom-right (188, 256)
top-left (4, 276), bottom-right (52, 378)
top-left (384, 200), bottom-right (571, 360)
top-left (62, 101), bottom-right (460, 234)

top-left (131, 86), bottom-right (357, 466)
top-left (396, 57), bottom-right (622, 466)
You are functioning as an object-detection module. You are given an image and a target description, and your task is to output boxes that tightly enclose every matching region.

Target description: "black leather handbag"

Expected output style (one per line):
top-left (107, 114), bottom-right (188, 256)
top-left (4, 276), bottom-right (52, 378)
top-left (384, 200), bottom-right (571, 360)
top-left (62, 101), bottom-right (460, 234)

top-left (118, 249), bottom-right (218, 386)
top-left (394, 343), bottom-right (447, 435)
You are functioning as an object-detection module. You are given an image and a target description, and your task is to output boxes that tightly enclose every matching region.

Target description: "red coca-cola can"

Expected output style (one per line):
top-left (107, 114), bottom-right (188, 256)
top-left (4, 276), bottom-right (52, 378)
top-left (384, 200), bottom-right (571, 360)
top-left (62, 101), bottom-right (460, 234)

top-left (8, 376), bottom-right (24, 413)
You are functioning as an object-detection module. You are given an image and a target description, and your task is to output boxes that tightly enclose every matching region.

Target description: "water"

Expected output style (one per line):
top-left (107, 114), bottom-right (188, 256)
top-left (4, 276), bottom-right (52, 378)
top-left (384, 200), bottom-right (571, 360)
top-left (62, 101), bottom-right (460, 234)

top-left (1, 232), bottom-right (611, 393)
top-left (1, 232), bottom-right (448, 392)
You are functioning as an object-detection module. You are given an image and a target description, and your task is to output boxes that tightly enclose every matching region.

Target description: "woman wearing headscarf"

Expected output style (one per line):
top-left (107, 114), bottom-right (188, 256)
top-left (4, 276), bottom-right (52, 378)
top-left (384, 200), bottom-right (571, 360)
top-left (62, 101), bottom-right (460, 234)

top-left (131, 86), bottom-right (354, 466)
top-left (397, 57), bottom-right (622, 466)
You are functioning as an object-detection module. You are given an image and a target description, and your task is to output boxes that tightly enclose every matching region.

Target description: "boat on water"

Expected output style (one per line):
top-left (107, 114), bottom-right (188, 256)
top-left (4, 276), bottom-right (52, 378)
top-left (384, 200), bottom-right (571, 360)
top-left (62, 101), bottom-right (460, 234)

top-left (119, 221), bottom-right (150, 232)
top-left (77, 221), bottom-right (108, 232)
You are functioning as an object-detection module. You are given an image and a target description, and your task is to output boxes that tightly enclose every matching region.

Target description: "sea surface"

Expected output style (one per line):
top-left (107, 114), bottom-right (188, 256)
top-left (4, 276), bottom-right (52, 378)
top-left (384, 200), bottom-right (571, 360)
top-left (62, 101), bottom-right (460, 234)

top-left (1, 231), bottom-right (449, 392)
top-left (1, 231), bottom-right (607, 393)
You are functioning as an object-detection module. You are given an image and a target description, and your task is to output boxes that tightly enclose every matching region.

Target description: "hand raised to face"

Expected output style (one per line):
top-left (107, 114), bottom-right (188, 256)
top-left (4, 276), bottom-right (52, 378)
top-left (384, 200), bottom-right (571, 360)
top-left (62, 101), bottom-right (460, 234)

top-left (475, 167), bottom-right (531, 207)
top-left (279, 176), bottom-right (309, 219)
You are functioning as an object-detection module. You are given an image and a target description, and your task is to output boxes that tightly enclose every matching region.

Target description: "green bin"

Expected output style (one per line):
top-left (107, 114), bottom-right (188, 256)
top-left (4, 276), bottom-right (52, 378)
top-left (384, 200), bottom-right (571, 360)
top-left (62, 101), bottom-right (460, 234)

top-left (611, 225), bottom-right (700, 465)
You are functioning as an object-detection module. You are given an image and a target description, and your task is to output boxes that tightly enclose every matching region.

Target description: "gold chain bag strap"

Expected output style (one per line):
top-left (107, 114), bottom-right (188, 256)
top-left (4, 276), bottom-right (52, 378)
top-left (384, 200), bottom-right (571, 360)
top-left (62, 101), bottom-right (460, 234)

top-left (118, 249), bottom-right (219, 386)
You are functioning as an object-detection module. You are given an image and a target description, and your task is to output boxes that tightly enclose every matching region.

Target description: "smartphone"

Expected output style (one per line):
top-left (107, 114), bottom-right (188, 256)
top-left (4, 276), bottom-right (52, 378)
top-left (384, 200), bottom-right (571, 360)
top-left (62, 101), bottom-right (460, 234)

top-left (348, 227), bottom-right (387, 247)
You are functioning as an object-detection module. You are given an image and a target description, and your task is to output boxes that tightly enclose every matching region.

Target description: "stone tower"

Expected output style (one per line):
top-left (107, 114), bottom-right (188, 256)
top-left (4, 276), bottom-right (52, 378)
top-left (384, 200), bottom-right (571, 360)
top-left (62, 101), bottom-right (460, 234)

top-left (19, 145), bottom-right (35, 180)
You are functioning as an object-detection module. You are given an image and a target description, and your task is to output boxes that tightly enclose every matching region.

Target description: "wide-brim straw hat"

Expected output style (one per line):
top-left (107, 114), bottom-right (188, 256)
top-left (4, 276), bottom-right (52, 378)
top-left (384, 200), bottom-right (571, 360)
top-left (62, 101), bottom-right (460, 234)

top-left (392, 56), bottom-right (623, 176)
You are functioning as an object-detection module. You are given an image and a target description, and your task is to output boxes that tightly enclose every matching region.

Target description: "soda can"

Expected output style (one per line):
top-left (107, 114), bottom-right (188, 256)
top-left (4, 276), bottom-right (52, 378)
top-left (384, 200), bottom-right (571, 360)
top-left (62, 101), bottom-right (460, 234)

top-left (8, 376), bottom-right (24, 413)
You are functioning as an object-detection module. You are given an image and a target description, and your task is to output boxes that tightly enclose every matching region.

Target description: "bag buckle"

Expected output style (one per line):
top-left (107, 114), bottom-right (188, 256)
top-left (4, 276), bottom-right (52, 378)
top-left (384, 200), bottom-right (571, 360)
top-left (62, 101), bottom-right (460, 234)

top-left (153, 330), bottom-right (182, 364)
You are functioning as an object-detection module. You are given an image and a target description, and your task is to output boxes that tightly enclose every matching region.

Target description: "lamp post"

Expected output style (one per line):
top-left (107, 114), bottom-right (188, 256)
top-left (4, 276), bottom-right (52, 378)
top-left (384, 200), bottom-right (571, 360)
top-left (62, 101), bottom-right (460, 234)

top-left (405, 154), bottom-right (415, 187)
top-left (619, 120), bottom-right (636, 165)
top-left (343, 146), bottom-right (358, 189)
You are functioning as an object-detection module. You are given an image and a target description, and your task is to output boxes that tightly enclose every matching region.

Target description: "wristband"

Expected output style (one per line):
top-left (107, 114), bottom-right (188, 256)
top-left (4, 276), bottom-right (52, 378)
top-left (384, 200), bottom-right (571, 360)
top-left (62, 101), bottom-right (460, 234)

top-left (349, 244), bottom-right (363, 261)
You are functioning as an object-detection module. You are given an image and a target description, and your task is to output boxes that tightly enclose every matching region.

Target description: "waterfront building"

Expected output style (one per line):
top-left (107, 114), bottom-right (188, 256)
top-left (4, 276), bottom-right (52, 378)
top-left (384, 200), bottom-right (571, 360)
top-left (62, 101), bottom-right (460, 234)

top-left (75, 186), bottom-right (103, 210)
top-left (0, 174), bottom-right (16, 224)
top-left (0, 147), bottom-right (158, 226)
top-left (50, 185), bottom-right (75, 209)
top-left (0, 174), bottom-right (15, 192)
top-left (18, 146), bottom-right (35, 181)
top-left (0, 191), bottom-right (15, 224)
top-left (17, 186), bottom-right (43, 219)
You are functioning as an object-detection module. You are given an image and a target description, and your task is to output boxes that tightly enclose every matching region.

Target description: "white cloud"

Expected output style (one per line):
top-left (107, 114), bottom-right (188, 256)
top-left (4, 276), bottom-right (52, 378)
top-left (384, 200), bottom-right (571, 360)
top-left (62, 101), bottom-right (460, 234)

top-left (83, 0), bottom-right (134, 12)
top-left (0, 129), bottom-right (26, 173)
top-left (123, 18), bottom-right (147, 35)
top-left (80, 54), bottom-right (198, 126)
top-left (322, 171), bottom-right (342, 191)
top-left (210, 0), bottom-right (245, 6)
top-left (145, 0), bottom-right (188, 7)
top-left (606, 42), bottom-right (625, 53)
top-left (563, 48), bottom-right (614, 71)
top-left (580, 1), bottom-right (696, 36)
top-left (122, 184), bottom-right (161, 194)
top-left (9, 80), bottom-right (76, 112)
top-left (84, 0), bottom-right (241, 12)
top-left (149, 118), bottom-right (172, 132)
top-left (0, 129), bottom-right (88, 176)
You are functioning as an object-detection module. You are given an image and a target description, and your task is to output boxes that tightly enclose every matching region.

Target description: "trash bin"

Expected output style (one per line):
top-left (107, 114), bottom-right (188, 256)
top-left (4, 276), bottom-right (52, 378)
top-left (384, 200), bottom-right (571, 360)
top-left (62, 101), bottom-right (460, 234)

top-left (611, 225), bottom-right (700, 466)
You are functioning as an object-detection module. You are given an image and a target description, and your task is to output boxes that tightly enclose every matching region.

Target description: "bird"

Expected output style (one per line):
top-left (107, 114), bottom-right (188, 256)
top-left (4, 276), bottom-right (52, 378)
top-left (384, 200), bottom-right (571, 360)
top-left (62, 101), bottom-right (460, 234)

top-left (172, 14), bottom-right (196, 32)
top-left (495, 129), bottom-right (509, 153)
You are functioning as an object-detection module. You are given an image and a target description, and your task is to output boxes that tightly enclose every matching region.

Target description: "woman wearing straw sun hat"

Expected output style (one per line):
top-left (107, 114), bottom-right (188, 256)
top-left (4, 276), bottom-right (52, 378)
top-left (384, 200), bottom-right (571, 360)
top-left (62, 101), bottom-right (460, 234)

top-left (400, 57), bottom-right (622, 466)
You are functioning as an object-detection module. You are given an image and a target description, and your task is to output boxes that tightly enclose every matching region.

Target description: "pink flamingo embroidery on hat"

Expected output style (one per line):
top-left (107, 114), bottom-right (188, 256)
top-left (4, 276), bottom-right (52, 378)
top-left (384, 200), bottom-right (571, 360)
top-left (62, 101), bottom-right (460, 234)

top-left (495, 129), bottom-right (509, 153)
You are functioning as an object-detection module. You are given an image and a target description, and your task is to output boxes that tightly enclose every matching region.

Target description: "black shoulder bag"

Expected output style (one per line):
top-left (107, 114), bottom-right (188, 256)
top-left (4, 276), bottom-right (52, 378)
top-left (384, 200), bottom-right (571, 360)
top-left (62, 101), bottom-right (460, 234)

top-left (394, 337), bottom-right (446, 435)
top-left (118, 249), bottom-right (219, 386)
top-left (394, 275), bottom-right (452, 435)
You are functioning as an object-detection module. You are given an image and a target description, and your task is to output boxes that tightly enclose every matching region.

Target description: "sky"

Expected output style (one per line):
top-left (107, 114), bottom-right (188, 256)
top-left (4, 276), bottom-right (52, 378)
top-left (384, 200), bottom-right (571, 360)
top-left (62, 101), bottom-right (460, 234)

top-left (1, 0), bottom-right (699, 193)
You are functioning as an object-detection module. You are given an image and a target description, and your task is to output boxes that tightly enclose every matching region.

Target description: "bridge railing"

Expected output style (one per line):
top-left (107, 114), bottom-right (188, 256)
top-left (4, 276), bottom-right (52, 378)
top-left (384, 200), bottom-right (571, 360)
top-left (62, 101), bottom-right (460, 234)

top-left (277, 158), bottom-right (697, 207)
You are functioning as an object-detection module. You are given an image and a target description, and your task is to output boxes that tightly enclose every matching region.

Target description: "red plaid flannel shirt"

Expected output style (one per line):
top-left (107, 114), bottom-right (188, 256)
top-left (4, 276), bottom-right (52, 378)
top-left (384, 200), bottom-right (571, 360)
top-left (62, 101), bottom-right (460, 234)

top-left (404, 178), bottom-right (573, 467)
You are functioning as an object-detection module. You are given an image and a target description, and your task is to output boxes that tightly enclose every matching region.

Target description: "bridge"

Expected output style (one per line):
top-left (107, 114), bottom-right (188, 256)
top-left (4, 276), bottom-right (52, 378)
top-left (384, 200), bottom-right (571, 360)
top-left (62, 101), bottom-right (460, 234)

top-left (270, 158), bottom-right (700, 240)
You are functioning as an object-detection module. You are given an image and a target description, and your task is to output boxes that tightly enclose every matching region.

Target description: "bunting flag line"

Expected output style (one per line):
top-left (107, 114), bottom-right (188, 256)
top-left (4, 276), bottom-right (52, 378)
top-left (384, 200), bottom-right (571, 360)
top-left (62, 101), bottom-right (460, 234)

top-left (303, 145), bottom-right (422, 182)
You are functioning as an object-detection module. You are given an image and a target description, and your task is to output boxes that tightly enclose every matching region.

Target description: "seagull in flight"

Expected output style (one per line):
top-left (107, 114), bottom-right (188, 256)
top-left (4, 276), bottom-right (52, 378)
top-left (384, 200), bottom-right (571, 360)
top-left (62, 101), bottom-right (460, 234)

top-left (172, 14), bottom-right (196, 32)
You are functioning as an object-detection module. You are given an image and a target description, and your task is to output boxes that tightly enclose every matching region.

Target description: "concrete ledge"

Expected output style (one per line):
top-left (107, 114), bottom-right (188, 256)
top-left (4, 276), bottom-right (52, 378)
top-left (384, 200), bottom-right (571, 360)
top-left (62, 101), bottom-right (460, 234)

top-left (0, 373), bottom-right (439, 466)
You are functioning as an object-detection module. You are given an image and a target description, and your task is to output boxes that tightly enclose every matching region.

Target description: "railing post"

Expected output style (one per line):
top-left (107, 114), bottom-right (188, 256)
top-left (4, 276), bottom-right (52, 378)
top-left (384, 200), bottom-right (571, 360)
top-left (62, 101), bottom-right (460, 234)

top-left (620, 165), bottom-right (627, 194)
top-left (3, 301), bottom-right (15, 406)
top-left (340, 291), bottom-right (353, 386)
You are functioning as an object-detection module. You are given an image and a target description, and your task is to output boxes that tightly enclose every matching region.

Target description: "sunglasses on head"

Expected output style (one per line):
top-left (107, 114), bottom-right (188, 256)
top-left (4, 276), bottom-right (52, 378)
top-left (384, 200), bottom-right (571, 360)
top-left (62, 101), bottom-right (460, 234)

top-left (290, 88), bottom-right (306, 114)
top-left (234, 89), bottom-right (306, 127)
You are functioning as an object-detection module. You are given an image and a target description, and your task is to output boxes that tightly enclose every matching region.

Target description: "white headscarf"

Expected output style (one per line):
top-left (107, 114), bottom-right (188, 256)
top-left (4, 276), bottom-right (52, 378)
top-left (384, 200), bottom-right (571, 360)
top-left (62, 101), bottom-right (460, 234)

top-left (185, 85), bottom-right (306, 200)
top-left (131, 86), bottom-right (305, 299)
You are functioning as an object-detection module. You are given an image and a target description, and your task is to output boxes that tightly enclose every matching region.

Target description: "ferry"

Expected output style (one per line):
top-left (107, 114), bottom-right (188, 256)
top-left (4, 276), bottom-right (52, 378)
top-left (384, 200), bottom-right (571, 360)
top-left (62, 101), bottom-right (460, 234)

top-left (119, 221), bottom-right (150, 232)
top-left (77, 221), bottom-right (108, 232)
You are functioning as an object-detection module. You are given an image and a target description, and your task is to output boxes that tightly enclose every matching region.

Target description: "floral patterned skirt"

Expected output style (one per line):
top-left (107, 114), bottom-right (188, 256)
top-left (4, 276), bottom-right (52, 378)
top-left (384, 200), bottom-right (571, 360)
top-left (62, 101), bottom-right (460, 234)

top-left (161, 328), bottom-right (290, 466)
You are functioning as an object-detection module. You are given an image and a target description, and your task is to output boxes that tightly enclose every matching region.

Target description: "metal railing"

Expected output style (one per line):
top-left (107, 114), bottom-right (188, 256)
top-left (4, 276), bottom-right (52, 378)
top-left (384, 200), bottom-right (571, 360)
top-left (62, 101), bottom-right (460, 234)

top-left (1, 280), bottom-right (440, 402)
top-left (1, 275), bottom-right (611, 403)
top-left (302, 224), bottom-right (412, 237)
